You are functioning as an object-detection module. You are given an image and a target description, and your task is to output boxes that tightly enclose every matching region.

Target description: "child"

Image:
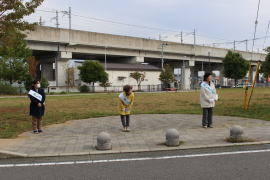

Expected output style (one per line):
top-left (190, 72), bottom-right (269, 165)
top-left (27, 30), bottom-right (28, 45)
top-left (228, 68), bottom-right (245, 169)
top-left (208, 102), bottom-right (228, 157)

top-left (118, 85), bottom-right (135, 132)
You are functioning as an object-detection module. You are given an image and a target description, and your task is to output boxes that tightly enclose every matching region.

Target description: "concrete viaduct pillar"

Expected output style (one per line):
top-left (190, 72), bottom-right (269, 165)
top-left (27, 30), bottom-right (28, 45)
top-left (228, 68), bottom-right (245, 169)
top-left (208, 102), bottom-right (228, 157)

top-left (181, 60), bottom-right (194, 90)
top-left (56, 51), bottom-right (72, 87)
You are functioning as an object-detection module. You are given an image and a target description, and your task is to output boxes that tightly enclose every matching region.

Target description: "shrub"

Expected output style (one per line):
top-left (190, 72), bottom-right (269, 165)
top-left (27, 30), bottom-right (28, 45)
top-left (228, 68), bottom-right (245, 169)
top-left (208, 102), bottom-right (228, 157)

top-left (79, 85), bottom-right (90, 93)
top-left (0, 83), bottom-right (18, 95)
top-left (41, 77), bottom-right (49, 89)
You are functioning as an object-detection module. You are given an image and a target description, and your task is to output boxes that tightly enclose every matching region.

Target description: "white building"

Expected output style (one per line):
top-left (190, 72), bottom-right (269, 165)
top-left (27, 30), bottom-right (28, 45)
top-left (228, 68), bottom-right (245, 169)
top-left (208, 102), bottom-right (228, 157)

top-left (73, 61), bottom-right (162, 92)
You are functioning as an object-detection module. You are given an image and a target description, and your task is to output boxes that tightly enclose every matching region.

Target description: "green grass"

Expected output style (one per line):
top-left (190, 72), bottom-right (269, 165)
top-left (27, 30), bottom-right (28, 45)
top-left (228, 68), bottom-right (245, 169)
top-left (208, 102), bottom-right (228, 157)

top-left (0, 88), bottom-right (270, 138)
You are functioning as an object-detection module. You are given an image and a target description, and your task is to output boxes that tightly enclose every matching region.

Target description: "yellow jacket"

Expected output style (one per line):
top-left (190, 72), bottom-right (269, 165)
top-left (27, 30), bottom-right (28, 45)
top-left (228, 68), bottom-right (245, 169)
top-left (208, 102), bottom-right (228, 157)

top-left (118, 92), bottom-right (135, 115)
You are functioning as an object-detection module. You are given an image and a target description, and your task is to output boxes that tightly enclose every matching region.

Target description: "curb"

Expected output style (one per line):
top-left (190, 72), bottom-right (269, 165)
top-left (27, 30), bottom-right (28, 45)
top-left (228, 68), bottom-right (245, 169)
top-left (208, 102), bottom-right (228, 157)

top-left (1, 141), bottom-right (270, 159)
top-left (0, 150), bottom-right (27, 159)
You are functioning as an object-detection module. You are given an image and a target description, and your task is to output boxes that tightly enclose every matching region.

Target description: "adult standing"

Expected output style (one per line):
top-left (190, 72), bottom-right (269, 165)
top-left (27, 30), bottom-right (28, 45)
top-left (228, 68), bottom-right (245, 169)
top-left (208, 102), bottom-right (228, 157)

top-left (200, 72), bottom-right (218, 128)
top-left (28, 80), bottom-right (46, 134)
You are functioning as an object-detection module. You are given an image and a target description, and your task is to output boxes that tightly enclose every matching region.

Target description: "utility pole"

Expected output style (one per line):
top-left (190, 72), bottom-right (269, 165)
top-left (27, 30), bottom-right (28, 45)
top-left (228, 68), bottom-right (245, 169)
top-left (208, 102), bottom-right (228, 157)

top-left (39, 17), bottom-right (43, 26)
top-left (180, 31), bottom-right (183, 44)
top-left (233, 40), bottom-right (236, 51)
top-left (69, 7), bottom-right (71, 30)
top-left (160, 43), bottom-right (168, 70)
top-left (245, 40), bottom-right (248, 51)
top-left (56, 11), bottom-right (59, 28)
top-left (193, 29), bottom-right (196, 45)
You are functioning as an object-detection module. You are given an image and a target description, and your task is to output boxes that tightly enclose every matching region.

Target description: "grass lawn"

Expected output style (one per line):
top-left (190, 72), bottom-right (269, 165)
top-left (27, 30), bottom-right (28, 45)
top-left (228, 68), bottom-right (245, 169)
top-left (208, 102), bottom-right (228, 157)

top-left (0, 88), bottom-right (269, 138)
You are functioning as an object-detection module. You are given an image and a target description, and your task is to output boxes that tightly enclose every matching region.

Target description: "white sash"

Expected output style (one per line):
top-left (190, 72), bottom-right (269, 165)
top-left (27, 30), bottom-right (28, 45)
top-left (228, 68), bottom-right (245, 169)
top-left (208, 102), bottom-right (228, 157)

top-left (201, 82), bottom-right (218, 101)
top-left (28, 90), bottom-right (42, 102)
top-left (119, 92), bottom-right (130, 105)
top-left (201, 82), bottom-right (215, 94)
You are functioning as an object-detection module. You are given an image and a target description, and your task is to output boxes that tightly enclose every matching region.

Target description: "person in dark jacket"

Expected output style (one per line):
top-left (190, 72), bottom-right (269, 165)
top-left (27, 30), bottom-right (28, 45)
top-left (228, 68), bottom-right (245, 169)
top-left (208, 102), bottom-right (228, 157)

top-left (28, 80), bottom-right (46, 134)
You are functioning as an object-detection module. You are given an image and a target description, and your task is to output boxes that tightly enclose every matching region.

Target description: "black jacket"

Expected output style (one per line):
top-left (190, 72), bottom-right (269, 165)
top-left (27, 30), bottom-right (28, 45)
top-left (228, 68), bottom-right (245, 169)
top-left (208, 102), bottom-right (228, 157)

top-left (29, 88), bottom-right (46, 118)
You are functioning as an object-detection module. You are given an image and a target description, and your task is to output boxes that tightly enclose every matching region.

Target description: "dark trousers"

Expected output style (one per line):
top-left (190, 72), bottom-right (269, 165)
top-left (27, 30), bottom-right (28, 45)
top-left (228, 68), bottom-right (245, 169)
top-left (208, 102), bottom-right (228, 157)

top-left (202, 108), bottom-right (213, 126)
top-left (121, 115), bottom-right (130, 127)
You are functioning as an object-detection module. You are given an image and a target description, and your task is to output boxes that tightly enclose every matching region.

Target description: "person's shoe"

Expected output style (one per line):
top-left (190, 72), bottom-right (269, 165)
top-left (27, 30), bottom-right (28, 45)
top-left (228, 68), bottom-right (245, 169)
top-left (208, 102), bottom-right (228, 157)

top-left (208, 125), bottom-right (213, 128)
top-left (122, 127), bottom-right (126, 132)
top-left (38, 129), bottom-right (43, 133)
top-left (32, 130), bottom-right (38, 134)
top-left (202, 125), bottom-right (207, 128)
top-left (126, 127), bottom-right (130, 132)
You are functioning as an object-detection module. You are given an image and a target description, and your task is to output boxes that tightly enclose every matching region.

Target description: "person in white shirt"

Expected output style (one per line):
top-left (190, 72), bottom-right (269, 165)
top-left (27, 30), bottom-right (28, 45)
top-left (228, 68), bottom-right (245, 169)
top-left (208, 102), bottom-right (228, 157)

top-left (200, 72), bottom-right (218, 128)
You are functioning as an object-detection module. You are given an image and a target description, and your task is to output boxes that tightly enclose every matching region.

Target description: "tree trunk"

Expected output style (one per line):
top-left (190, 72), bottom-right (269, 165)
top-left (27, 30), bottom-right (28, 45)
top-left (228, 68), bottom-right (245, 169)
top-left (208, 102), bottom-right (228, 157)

top-left (92, 82), bottom-right (95, 93)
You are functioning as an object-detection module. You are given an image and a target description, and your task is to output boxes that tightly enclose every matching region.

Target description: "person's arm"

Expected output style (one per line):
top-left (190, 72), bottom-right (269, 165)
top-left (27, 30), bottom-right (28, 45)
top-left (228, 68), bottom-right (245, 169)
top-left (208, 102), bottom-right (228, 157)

top-left (40, 89), bottom-right (46, 104)
top-left (127, 94), bottom-right (135, 109)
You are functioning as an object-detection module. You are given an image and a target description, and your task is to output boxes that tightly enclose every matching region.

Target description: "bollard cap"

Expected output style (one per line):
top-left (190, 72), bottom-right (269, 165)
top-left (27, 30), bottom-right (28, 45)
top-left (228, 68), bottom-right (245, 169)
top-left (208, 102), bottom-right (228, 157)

top-left (166, 128), bottom-right (179, 139)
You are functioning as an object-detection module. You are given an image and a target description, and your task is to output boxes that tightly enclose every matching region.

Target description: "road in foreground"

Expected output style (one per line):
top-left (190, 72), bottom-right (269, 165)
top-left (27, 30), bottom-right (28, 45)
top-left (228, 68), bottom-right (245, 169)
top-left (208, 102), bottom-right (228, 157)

top-left (0, 145), bottom-right (270, 180)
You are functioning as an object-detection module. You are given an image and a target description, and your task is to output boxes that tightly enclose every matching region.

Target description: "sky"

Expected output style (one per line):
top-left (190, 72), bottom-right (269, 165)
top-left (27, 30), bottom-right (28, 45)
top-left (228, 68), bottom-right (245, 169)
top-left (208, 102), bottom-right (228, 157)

top-left (25, 0), bottom-right (270, 52)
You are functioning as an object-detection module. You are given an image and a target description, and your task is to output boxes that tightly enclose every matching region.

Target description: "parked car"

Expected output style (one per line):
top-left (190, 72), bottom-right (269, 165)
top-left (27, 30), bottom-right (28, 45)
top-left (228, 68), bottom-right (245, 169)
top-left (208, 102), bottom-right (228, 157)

top-left (232, 83), bottom-right (253, 88)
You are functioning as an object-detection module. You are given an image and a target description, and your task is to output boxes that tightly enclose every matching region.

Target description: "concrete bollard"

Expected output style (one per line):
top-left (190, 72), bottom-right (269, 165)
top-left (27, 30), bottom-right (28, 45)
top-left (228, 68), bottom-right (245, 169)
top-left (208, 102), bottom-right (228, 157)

top-left (230, 125), bottom-right (244, 139)
top-left (96, 132), bottom-right (112, 150)
top-left (165, 128), bottom-right (180, 147)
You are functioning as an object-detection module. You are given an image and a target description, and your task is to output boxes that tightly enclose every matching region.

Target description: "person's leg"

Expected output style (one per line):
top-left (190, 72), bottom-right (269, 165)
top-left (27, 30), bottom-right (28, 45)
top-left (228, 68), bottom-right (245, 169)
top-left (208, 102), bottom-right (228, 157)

top-left (125, 115), bottom-right (130, 132)
top-left (208, 108), bottom-right (213, 127)
top-left (120, 115), bottom-right (126, 129)
top-left (37, 118), bottom-right (42, 132)
top-left (32, 117), bottom-right (38, 133)
top-left (126, 114), bottom-right (130, 127)
top-left (202, 108), bottom-right (208, 127)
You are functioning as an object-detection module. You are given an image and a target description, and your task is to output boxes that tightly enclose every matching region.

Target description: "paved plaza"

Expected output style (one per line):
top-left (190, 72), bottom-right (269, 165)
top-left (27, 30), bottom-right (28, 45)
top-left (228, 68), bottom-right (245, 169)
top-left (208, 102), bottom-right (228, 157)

top-left (1, 114), bottom-right (270, 158)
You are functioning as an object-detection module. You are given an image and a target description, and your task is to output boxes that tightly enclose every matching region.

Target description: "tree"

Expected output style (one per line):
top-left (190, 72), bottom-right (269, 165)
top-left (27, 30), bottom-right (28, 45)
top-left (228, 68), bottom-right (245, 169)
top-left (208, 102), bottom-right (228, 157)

top-left (78, 61), bottom-right (108, 92)
top-left (262, 47), bottom-right (270, 84)
top-left (159, 64), bottom-right (175, 88)
top-left (223, 50), bottom-right (249, 85)
top-left (0, 27), bottom-right (31, 84)
top-left (0, 0), bottom-right (44, 35)
top-left (0, 0), bottom-right (44, 84)
top-left (66, 67), bottom-right (75, 92)
top-left (130, 71), bottom-right (145, 91)
top-left (99, 80), bottom-right (111, 92)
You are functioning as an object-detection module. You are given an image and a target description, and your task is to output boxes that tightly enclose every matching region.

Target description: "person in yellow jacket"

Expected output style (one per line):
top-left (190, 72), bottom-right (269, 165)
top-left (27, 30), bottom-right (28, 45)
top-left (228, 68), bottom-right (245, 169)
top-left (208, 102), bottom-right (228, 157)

top-left (118, 85), bottom-right (135, 132)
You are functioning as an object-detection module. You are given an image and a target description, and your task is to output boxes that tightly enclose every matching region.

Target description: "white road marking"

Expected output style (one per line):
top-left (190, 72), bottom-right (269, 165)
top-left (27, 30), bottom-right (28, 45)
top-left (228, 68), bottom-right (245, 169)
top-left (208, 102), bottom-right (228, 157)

top-left (0, 149), bottom-right (270, 168)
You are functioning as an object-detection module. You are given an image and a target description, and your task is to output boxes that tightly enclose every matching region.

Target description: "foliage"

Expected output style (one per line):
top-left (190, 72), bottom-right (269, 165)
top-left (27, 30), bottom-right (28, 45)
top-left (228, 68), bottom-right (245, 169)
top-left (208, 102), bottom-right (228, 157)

top-left (262, 47), bottom-right (270, 80)
top-left (130, 71), bottom-right (145, 90)
top-left (0, 0), bottom-right (44, 34)
top-left (159, 64), bottom-right (175, 86)
top-left (78, 61), bottom-right (108, 86)
top-left (0, 82), bottom-right (18, 95)
top-left (66, 67), bottom-right (75, 87)
top-left (0, 0), bottom-right (44, 85)
top-left (41, 76), bottom-right (49, 88)
top-left (79, 85), bottom-right (90, 93)
top-left (23, 74), bottom-right (34, 91)
top-left (99, 80), bottom-right (111, 92)
top-left (0, 26), bottom-right (31, 84)
top-left (223, 51), bottom-right (249, 84)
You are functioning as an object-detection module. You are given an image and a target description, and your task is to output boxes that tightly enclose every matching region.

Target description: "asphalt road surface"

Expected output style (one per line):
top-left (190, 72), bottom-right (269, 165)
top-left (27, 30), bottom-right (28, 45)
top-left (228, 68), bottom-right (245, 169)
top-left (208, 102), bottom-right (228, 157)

top-left (1, 144), bottom-right (270, 180)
